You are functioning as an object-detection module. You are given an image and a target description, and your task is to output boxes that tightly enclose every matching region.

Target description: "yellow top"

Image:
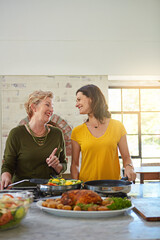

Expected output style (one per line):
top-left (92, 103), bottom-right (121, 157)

top-left (71, 119), bottom-right (127, 182)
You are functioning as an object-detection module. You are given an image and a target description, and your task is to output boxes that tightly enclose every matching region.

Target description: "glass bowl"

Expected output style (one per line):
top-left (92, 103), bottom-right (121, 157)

top-left (0, 190), bottom-right (33, 230)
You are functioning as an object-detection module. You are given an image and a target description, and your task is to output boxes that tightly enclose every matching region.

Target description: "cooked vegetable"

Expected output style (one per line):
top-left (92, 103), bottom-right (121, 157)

top-left (47, 177), bottom-right (82, 186)
top-left (76, 203), bottom-right (99, 211)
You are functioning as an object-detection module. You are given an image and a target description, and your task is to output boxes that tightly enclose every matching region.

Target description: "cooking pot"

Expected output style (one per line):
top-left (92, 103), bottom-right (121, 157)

top-left (83, 177), bottom-right (132, 194)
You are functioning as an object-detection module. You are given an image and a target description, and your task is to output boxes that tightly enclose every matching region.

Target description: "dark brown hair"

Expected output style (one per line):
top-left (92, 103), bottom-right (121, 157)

top-left (76, 84), bottom-right (111, 122)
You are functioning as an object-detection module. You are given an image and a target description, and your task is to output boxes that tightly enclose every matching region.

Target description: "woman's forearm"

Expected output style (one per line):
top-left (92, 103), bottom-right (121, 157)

top-left (70, 163), bottom-right (79, 179)
top-left (53, 163), bottom-right (63, 175)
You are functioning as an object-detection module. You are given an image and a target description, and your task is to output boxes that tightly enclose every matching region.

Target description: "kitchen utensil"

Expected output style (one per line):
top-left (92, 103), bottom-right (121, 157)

top-left (132, 198), bottom-right (160, 221)
top-left (0, 190), bottom-right (33, 230)
top-left (37, 181), bottom-right (81, 194)
top-left (83, 177), bottom-right (132, 194)
top-left (7, 178), bottom-right (82, 195)
top-left (7, 178), bottom-right (49, 188)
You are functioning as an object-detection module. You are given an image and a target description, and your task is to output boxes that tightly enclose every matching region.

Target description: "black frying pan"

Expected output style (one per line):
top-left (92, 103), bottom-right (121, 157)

top-left (37, 182), bottom-right (81, 194)
top-left (83, 177), bottom-right (132, 194)
top-left (6, 178), bottom-right (81, 194)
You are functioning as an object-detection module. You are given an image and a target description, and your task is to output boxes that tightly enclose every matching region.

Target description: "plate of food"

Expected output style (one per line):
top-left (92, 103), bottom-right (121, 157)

top-left (36, 189), bottom-right (133, 218)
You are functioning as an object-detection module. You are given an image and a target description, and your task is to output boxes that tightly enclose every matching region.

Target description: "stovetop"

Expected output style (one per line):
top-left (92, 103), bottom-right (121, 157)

top-left (12, 186), bottom-right (130, 202)
top-left (99, 192), bottom-right (130, 198)
top-left (12, 186), bottom-right (61, 202)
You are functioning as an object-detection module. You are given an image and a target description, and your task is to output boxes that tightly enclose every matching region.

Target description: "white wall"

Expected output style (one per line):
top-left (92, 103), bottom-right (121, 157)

top-left (0, 0), bottom-right (160, 75)
top-left (0, 75), bottom-right (108, 172)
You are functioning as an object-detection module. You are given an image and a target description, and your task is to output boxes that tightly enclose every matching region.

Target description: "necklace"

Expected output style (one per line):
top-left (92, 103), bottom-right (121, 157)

top-left (86, 119), bottom-right (99, 129)
top-left (27, 123), bottom-right (49, 146)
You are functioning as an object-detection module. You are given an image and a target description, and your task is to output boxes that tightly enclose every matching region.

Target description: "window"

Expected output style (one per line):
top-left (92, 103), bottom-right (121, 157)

top-left (108, 87), bottom-right (160, 166)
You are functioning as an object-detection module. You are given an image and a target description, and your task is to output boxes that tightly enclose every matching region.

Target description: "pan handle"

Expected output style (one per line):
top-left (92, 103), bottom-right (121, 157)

top-left (29, 178), bottom-right (49, 184)
top-left (121, 176), bottom-right (133, 184)
top-left (6, 178), bottom-right (49, 188)
top-left (8, 179), bottom-right (30, 187)
top-left (121, 176), bottom-right (135, 184)
top-left (121, 176), bottom-right (128, 181)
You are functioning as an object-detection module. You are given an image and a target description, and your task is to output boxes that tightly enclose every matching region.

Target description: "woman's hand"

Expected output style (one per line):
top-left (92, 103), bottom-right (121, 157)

top-left (118, 135), bottom-right (137, 182)
top-left (124, 166), bottom-right (137, 182)
top-left (46, 148), bottom-right (62, 174)
top-left (0, 172), bottom-right (12, 190)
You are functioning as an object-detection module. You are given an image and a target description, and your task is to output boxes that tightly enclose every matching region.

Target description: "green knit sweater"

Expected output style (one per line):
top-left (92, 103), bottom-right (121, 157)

top-left (1, 125), bottom-right (67, 186)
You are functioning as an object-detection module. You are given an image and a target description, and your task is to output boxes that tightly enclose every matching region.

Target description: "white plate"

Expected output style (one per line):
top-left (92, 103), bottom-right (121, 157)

top-left (36, 199), bottom-right (133, 218)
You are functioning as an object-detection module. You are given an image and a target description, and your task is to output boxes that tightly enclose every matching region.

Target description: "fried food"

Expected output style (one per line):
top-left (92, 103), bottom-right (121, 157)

top-left (41, 190), bottom-right (132, 212)
top-left (61, 189), bottom-right (102, 206)
top-left (57, 203), bottom-right (64, 209)
top-left (62, 205), bottom-right (72, 210)
top-left (73, 205), bottom-right (81, 211)
top-left (97, 206), bottom-right (109, 211)
top-left (102, 198), bottom-right (114, 206)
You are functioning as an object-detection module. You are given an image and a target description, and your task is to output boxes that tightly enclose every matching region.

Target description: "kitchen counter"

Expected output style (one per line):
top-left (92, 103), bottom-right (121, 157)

top-left (0, 183), bottom-right (160, 240)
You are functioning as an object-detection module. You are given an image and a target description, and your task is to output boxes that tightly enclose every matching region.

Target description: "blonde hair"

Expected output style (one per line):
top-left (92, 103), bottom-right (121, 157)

top-left (24, 90), bottom-right (53, 119)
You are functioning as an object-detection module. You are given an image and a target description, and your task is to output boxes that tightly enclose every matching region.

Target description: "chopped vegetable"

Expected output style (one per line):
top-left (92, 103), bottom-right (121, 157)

top-left (0, 193), bottom-right (30, 230)
top-left (15, 206), bottom-right (26, 219)
top-left (76, 203), bottom-right (98, 211)
top-left (48, 182), bottom-right (58, 186)
top-left (47, 177), bottom-right (82, 186)
top-left (3, 194), bottom-right (14, 198)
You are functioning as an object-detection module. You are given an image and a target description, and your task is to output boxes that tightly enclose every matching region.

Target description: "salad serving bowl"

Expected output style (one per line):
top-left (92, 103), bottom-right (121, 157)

top-left (0, 190), bottom-right (33, 230)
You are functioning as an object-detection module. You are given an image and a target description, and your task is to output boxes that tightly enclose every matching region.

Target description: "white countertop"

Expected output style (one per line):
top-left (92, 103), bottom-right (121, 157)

top-left (0, 183), bottom-right (160, 240)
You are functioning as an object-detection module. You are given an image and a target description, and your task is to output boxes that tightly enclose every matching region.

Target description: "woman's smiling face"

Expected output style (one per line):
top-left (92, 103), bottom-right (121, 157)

top-left (34, 97), bottom-right (54, 122)
top-left (76, 92), bottom-right (92, 115)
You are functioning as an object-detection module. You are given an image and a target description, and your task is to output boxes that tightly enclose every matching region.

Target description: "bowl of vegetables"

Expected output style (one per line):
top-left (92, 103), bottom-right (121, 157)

top-left (0, 190), bottom-right (33, 230)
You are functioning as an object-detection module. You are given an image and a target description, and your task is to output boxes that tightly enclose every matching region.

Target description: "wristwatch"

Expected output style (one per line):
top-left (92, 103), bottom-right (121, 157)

top-left (125, 163), bottom-right (134, 168)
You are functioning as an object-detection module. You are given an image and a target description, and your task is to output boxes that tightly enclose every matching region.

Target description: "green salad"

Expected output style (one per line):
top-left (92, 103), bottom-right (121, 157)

top-left (0, 193), bottom-right (30, 230)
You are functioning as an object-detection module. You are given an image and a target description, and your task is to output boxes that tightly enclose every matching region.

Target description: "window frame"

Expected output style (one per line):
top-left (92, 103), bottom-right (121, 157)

top-left (108, 86), bottom-right (160, 165)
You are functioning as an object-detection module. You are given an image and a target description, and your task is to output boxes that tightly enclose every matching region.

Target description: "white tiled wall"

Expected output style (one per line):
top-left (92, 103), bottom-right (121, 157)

top-left (0, 75), bottom-right (108, 172)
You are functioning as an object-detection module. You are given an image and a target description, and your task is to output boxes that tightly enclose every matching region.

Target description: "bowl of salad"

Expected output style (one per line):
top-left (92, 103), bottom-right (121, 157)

top-left (0, 190), bottom-right (33, 230)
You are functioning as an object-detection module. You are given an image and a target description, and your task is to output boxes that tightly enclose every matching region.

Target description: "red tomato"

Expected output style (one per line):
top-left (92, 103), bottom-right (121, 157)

top-left (0, 211), bottom-right (13, 226)
top-left (4, 203), bottom-right (13, 208)
top-left (48, 182), bottom-right (58, 186)
top-left (3, 194), bottom-right (14, 198)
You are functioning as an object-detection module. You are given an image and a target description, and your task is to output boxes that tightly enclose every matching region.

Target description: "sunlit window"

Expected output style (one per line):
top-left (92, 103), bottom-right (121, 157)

top-left (108, 87), bottom-right (160, 166)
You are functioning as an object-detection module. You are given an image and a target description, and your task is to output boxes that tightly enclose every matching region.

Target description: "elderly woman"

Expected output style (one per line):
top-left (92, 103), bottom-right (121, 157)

top-left (1, 90), bottom-right (67, 189)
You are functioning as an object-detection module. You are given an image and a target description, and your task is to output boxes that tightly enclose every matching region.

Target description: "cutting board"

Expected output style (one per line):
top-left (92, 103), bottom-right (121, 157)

top-left (132, 198), bottom-right (160, 221)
